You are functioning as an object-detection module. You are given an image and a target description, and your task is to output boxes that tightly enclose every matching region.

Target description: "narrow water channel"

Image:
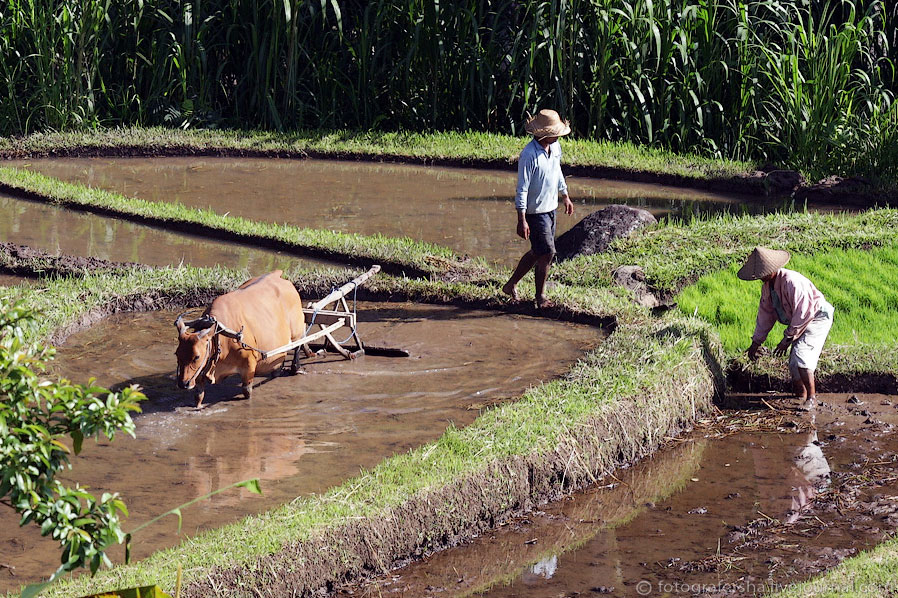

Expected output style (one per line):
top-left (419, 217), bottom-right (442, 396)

top-left (0, 303), bottom-right (602, 592)
top-left (336, 394), bottom-right (898, 597)
top-left (0, 194), bottom-right (331, 272)
top-left (8, 157), bottom-right (797, 265)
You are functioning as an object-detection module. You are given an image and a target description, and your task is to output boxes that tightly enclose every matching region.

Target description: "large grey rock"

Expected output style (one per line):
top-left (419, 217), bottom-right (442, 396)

top-left (555, 205), bottom-right (656, 261)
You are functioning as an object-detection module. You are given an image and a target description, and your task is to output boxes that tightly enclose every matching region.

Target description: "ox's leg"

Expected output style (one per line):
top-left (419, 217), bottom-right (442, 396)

top-left (242, 365), bottom-right (255, 400)
top-left (194, 382), bottom-right (207, 409)
top-left (290, 346), bottom-right (305, 374)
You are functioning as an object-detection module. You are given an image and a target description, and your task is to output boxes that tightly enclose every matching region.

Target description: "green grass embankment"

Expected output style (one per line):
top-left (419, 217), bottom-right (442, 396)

top-left (550, 208), bottom-right (898, 385)
top-left (0, 127), bottom-right (752, 184)
top-left (769, 539), bottom-right (898, 598)
top-left (1, 265), bottom-right (719, 598)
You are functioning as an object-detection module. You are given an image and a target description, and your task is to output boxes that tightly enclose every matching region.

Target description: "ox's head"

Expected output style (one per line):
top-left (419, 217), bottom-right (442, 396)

top-left (174, 314), bottom-right (217, 389)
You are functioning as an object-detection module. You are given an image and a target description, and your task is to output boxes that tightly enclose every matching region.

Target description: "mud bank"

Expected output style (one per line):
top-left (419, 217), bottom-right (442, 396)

top-left (727, 366), bottom-right (898, 396)
top-left (0, 240), bottom-right (146, 278)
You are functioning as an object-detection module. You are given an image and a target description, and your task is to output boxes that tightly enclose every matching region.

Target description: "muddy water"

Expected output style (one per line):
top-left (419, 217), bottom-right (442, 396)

top-left (0, 273), bottom-right (32, 286)
top-left (0, 302), bottom-right (602, 591)
top-left (10, 157), bottom-right (789, 265)
top-left (339, 394), bottom-right (898, 598)
top-left (0, 194), bottom-right (330, 271)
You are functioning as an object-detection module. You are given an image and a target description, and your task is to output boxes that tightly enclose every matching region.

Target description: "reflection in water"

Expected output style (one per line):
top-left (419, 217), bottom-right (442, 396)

top-left (0, 195), bottom-right (329, 271)
top-left (0, 303), bottom-right (602, 592)
top-left (8, 157), bottom-right (807, 265)
top-left (787, 429), bottom-right (831, 523)
top-left (344, 405), bottom-right (884, 598)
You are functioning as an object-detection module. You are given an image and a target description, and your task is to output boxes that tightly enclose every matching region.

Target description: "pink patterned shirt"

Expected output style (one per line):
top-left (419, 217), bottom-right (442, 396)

top-left (752, 268), bottom-right (826, 344)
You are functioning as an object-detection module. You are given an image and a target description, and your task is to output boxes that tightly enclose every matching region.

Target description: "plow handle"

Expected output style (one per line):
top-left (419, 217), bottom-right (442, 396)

top-left (310, 265), bottom-right (381, 311)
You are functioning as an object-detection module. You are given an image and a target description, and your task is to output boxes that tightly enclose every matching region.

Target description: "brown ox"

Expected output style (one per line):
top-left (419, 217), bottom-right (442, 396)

top-left (174, 270), bottom-right (310, 408)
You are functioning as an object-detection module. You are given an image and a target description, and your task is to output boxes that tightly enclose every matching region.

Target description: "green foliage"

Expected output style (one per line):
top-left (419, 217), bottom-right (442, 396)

top-left (0, 299), bottom-right (143, 580)
top-left (0, 1), bottom-right (895, 179)
top-left (677, 244), bottom-right (898, 354)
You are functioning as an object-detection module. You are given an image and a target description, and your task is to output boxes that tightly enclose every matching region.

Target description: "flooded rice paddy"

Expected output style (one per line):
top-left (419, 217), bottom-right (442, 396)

top-left (0, 303), bottom-right (602, 591)
top-left (8, 157), bottom-right (799, 265)
top-left (337, 394), bottom-right (898, 597)
top-left (0, 194), bottom-right (331, 271)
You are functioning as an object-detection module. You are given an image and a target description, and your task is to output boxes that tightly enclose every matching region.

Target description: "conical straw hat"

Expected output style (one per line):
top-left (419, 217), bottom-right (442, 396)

top-left (525, 109), bottom-right (571, 139)
top-left (737, 246), bottom-right (790, 281)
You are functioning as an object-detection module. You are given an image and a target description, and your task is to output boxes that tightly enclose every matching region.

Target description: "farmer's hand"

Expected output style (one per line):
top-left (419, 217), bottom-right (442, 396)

top-left (774, 337), bottom-right (792, 356)
top-left (562, 195), bottom-right (574, 216)
top-left (747, 341), bottom-right (762, 361)
top-left (517, 216), bottom-right (530, 240)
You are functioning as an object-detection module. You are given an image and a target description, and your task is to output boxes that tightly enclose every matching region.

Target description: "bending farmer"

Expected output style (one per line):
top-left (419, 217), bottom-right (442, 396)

top-left (739, 247), bottom-right (834, 410)
top-left (502, 109), bottom-right (574, 309)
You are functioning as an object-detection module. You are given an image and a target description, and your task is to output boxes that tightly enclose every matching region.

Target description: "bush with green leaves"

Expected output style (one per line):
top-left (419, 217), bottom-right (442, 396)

top-left (0, 298), bottom-right (143, 579)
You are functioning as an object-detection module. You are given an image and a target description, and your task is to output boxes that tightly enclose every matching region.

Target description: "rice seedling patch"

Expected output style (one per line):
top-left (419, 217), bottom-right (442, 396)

top-left (678, 244), bottom-right (898, 355)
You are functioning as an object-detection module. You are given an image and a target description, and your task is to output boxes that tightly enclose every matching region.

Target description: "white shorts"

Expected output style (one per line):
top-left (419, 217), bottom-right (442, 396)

top-left (789, 301), bottom-right (834, 377)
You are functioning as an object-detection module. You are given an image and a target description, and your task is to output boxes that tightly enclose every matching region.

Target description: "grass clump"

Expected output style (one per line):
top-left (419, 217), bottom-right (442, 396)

top-left (769, 536), bottom-right (898, 598)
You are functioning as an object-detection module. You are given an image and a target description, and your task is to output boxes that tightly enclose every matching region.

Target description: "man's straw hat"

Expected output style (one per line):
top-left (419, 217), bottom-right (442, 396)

top-left (737, 246), bottom-right (790, 281)
top-left (525, 109), bottom-right (571, 139)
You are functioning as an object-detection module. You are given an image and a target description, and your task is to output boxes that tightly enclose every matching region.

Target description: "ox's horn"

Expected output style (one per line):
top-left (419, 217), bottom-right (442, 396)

top-left (185, 315), bottom-right (216, 330)
top-left (175, 312), bottom-right (188, 334)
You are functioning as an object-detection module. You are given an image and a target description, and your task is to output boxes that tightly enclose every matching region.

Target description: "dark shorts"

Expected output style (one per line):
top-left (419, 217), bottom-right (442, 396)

top-left (526, 211), bottom-right (556, 256)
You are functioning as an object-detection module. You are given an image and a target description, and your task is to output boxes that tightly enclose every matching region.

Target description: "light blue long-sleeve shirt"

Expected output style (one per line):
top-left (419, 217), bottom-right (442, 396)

top-left (514, 138), bottom-right (568, 214)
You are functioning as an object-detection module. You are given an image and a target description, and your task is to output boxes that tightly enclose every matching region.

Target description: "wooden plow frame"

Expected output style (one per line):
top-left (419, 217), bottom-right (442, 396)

top-left (259, 265), bottom-right (381, 363)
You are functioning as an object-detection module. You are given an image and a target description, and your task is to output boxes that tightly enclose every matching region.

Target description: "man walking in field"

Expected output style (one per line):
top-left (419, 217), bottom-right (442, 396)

top-left (502, 109), bottom-right (575, 309)
top-left (740, 247), bottom-right (835, 410)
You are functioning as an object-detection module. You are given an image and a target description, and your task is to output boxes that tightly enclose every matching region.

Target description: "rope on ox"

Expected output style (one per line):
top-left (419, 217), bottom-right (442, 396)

top-left (175, 311), bottom-right (266, 355)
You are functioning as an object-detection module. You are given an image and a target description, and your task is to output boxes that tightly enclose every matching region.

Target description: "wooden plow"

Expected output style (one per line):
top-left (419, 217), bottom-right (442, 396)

top-left (260, 265), bottom-right (382, 364)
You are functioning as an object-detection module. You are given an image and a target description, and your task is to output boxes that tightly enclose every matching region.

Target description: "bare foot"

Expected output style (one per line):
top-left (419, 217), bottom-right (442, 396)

top-left (797, 396), bottom-right (816, 412)
top-left (536, 298), bottom-right (555, 310)
top-left (502, 282), bottom-right (518, 300)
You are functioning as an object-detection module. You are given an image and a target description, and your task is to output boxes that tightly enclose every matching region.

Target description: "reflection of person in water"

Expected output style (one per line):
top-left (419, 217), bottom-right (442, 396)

top-left (786, 429), bottom-right (831, 523)
top-left (751, 428), bottom-right (831, 524)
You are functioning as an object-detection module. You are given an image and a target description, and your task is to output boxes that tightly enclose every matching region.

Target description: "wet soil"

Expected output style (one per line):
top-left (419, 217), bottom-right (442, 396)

top-left (0, 272), bottom-right (33, 286)
top-left (334, 393), bottom-right (898, 597)
top-left (0, 193), bottom-right (332, 272)
top-left (6, 157), bottom-right (812, 266)
top-left (0, 303), bottom-right (603, 592)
